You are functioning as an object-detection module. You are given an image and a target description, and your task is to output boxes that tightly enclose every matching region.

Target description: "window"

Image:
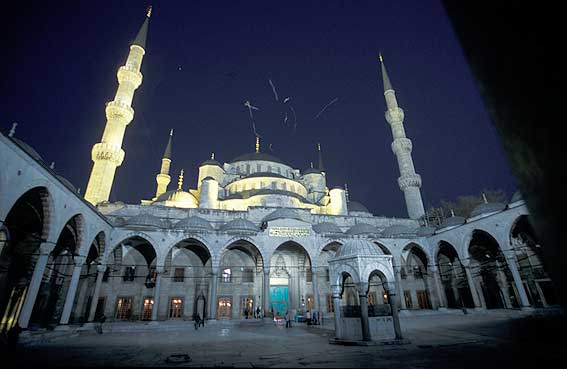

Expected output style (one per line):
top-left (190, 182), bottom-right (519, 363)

top-left (267, 165), bottom-right (272, 173)
top-left (282, 182), bottom-right (287, 191)
top-left (271, 182), bottom-right (277, 189)
top-left (174, 268), bottom-right (185, 282)
top-left (404, 290), bottom-right (413, 309)
top-left (222, 268), bottom-right (232, 283)
top-left (123, 266), bottom-right (136, 282)
top-left (368, 292), bottom-right (377, 306)
top-left (102, 268), bottom-right (110, 282)
top-left (257, 163), bottom-right (261, 172)
top-left (242, 268), bottom-right (254, 283)
top-left (327, 294), bottom-right (334, 313)
top-left (170, 297), bottom-right (183, 318)
top-left (276, 167), bottom-right (281, 174)
top-left (246, 164), bottom-right (250, 173)
top-left (306, 269), bottom-right (313, 282)
top-left (141, 297), bottom-right (154, 320)
top-left (325, 268), bottom-right (330, 282)
top-left (116, 297), bottom-right (133, 320)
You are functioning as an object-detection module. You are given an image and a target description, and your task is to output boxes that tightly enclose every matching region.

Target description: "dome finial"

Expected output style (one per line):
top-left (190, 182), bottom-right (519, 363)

top-left (255, 136), bottom-right (260, 153)
top-left (450, 208), bottom-right (455, 217)
top-left (379, 52), bottom-right (383, 63)
top-left (177, 169), bottom-right (184, 190)
top-left (482, 192), bottom-right (488, 204)
top-left (211, 152), bottom-right (215, 160)
top-left (147, 5), bottom-right (152, 18)
top-left (344, 183), bottom-right (350, 202)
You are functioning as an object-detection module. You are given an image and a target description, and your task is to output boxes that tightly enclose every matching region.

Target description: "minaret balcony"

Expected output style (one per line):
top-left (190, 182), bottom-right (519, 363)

top-left (91, 143), bottom-right (125, 166)
top-left (117, 66), bottom-right (143, 88)
top-left (385, 107), bottom-right (404, 125)
top-left (391, 137), bottom-right (413, 154)
top-left (105, 101), bottom-right (134, 123)
top-left (398, 174), bottom-right (422, 190)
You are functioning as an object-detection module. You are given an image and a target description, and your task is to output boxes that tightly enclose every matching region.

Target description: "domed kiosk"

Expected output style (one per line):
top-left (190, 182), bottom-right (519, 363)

top-left (328, 239), bottom-right (402, 344)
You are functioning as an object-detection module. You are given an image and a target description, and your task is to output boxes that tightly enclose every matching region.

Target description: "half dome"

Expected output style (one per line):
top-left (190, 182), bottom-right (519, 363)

top-left (439, 216), bottom-right (466, 229)
top-left (347, 201), bottom-right (370, 213)
top-left (155, 190), bottom-right (198, 208)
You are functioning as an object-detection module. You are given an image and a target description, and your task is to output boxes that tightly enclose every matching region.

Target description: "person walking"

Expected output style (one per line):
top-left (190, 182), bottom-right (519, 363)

top-left (306, 310), bottom-right (311, 325)
top-left (285, 310), bottom-right (292, 328)
top-left (96, 314), bottom-right (106, 334)
top-left (193, 312), bottom-right (200, 330)
top-left (256, 306), bottom-right (261, 319)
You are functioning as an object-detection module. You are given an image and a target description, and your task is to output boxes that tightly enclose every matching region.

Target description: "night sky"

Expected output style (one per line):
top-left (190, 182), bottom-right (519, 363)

top-left (2, 0), bottom-right (517, 217)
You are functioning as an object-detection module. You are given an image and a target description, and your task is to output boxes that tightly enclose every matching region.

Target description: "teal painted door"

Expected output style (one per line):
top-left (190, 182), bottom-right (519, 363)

top-left (270, 286), bottom-right (288, 316)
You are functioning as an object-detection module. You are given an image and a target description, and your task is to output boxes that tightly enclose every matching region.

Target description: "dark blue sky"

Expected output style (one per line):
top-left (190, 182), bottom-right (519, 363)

top-left (2, 0), bottom-right (517, 217)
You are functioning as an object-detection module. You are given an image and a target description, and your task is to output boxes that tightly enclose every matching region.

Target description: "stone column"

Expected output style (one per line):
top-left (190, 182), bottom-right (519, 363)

top-left (429, 265), bottom-right (447, 308)
top-left (331, 285), bottom-right (342, 340)
top-left (504, 252), bottom-right (530, 308)
top-left (18, 244), bottom-right (51, 328)
top-left (358, 283), bottom-right (371, 341)
top-left (263, 267), bottom-right (270, 316)
top-left (59, 257), bottom-right (85, 325)
top-left (151, 267), bottom-right (164, 321)
top-left (464, 265), bottom-right (483, 308)
top-left (387, 282), bottom-right (403, 339)
top-left (209, 271), bottom-right (219, 319)
top-left (393, 265), bottom-right (406, 309)
top-left (88, 265), bottom-right (107, 322)
top-left (312, 266), bottom-right (320, 313)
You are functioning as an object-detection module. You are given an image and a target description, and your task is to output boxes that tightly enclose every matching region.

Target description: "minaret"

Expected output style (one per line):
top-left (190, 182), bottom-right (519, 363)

top-left (379, 53), bottom-right (425, 220)
top-left (154, 129), bottom-right (174, 199)
top-left (84, 7), bottom-right (151, 205)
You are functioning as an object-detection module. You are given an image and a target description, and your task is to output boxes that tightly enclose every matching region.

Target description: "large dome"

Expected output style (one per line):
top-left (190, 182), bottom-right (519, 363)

top-left (335, 239), bottom-right (381, 258)
top-left (174, 216), bottom-right (214, 231)
top-left (347, 201), bottom-right (370, 213)
top-left (221, 218), bottom-right (260, 233)
top-left (230, 152), bottom-right (288, 165)
top-left (346, 223), bottom-right (380, 235)
top-left (262, 208), bottom-right (303, 222)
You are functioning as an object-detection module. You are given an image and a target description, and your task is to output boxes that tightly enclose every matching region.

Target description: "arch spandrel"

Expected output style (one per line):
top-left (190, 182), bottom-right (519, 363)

top-left (219, 236), bottom-right (266, 264)
top-left (103, 230), bottom-right (160, 265)
top-left (330, 263), bottom-right (361, 287)
top-left (160, 233), bottom-right (215, 269)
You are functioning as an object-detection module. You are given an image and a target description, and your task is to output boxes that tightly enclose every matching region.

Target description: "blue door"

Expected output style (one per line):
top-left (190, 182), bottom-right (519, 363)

top-left (269, 286), bottom-right (288, 316)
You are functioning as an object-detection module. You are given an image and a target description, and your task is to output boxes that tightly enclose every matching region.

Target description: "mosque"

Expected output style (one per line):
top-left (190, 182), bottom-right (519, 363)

top-left (0, 8), bottom-right (557, 342)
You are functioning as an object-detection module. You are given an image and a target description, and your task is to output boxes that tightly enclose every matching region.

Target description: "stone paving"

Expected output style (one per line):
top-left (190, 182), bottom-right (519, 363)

top-left (5, 309), bottom-right (567, 368)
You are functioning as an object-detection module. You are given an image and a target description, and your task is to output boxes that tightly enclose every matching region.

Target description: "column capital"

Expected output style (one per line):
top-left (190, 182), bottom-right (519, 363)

top-left (331, 284), bottom-right (342, 296)
top-left (155, 265), bottom-right (165, 274)
top-left (73, 255), bottom-right (86, 267)
top-left (263, 267), bottom-right (270, 275)
top-left (97, 264), bottom-right (108, 273)
top-left (357, 282), bottom-right (369, 296)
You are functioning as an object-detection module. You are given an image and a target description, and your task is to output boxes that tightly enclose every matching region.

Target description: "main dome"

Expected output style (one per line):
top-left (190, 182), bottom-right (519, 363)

top-left (230, 152), bottom-right (288, 165)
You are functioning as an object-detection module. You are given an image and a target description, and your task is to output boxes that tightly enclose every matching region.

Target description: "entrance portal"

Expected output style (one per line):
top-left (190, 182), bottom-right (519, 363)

top-left (269, 286), bottom-right (288, 316)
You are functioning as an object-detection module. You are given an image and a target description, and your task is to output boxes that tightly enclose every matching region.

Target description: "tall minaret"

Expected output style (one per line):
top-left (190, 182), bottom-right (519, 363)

top-left (84, 7), bottom-right (152, 205)
top-left (379, 54), bottom-right (425, 220)
top-left (317, 143), bottom-right (325, 176)
top-left (154, 129), bottom-right (174, 199)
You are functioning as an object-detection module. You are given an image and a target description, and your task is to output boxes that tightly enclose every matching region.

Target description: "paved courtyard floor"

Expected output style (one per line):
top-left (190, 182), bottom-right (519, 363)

top-left (5, 310), bottom-right (567, 368)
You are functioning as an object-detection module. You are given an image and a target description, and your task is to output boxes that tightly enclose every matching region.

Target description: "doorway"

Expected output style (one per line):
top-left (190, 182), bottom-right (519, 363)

top-left (269, 286), bottom-right (288, 316)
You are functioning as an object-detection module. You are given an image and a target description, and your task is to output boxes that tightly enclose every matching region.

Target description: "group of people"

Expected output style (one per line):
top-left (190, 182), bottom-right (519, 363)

top-left (304, 310), bottom-right (320, 325)
top-left (244, 306), bottom-right (262, 319)
top-left (193, 312), bottom-right (205, 329)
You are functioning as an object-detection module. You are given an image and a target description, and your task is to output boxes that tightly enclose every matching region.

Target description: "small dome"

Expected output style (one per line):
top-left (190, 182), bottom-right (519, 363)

top-left (416, 226), bottom-right (437, 236)
top-left (382, 225), bottom-right (416, 237)
top-left (347, 201), bottom-right (370, 213)
top-left (263, 208), bottom-right (303, 222)
top-left (12, 138), bottom-right (43, 161)
top-left (312, 222), bottom-right (343, 234)
top-left (127, 213), bottom-right (169, 228)
top-left (511, 191), bottom-right (523, 203)
top-left (439, 216), bottom-right (466, 229)
top-left (202, 176), bottom-right (217, 181)
top-left (470, 202), bottom-right (506, 218)
top-left (221, 218), bottom-right (260, 233)
top-left (346, 223), bottom-right (380, 235)
top-left (335, 239), bottom-right (381, 258)
top-left (57, 175), bottom-right (76, 191)
top-left (174, 216), bottom-right (214, 231)
top-left (155, 190), bottom-right (197, 207)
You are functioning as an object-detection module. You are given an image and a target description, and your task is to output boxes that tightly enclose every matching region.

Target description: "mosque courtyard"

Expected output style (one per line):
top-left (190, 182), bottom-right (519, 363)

top-left (6, 310), bottom-right (565, 368)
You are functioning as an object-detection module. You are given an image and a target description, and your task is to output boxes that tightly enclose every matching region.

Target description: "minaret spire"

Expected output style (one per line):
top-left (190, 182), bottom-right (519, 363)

top-left (317, 143), bottom-right (325, 174)
top-left (154, 129), bottom-right (173, 199)
top-left (379, 53), bottom-right (425, 220)
top-left (177, 169), bottom-right (184, 190)
top-left (85, 8), bottom-right (151, 205)
top-left (255, 136), bottom-right (260, 153)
